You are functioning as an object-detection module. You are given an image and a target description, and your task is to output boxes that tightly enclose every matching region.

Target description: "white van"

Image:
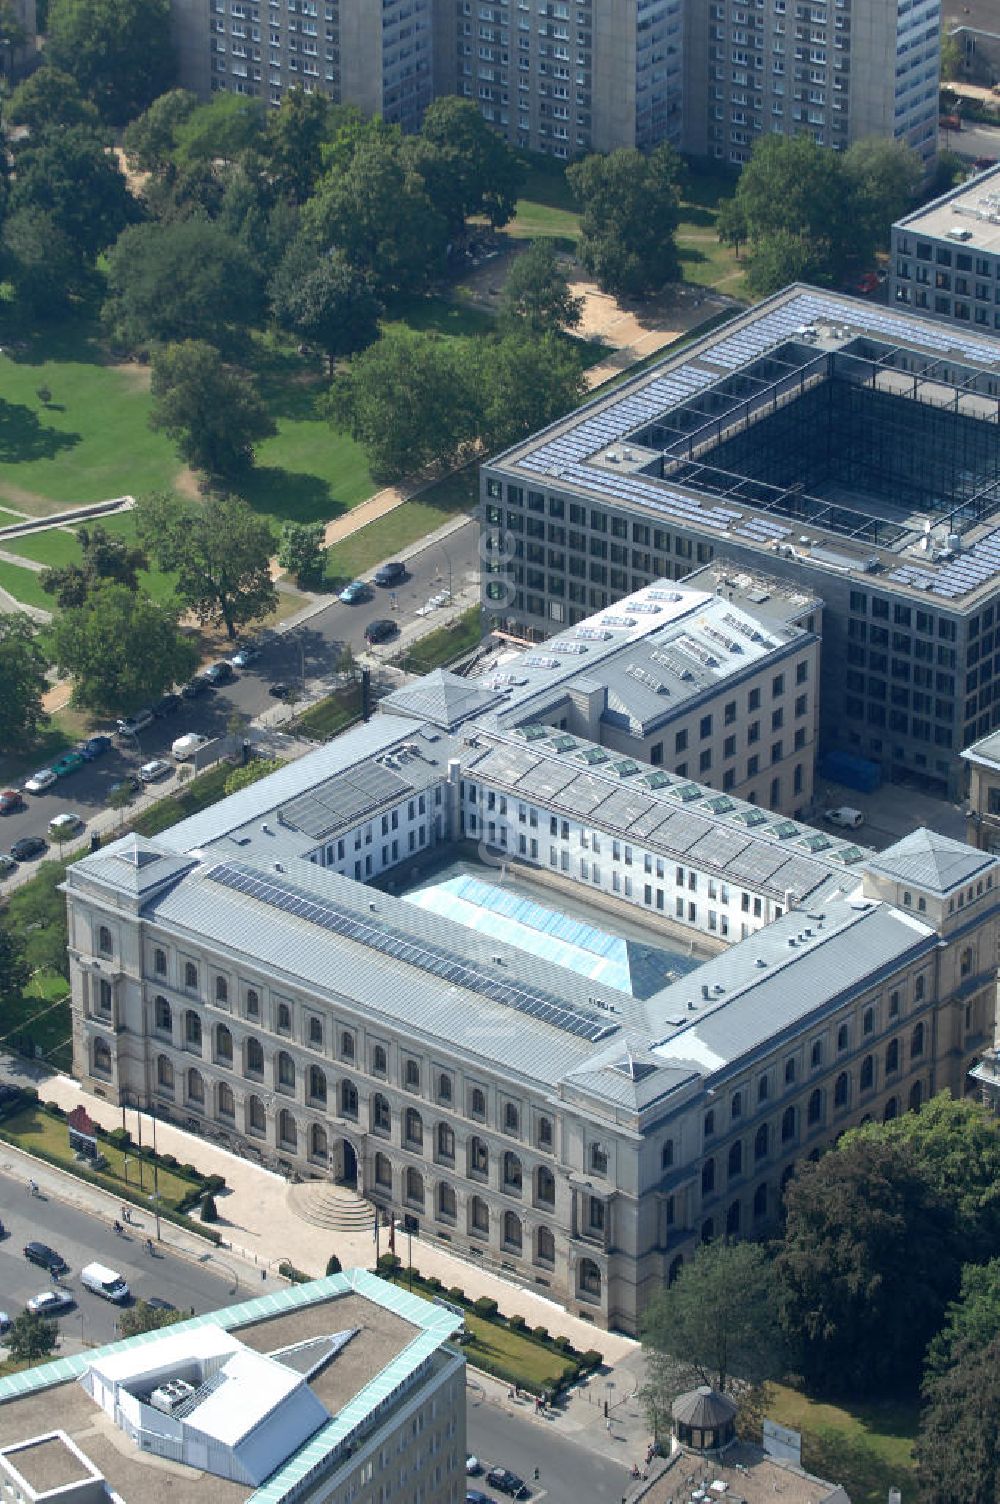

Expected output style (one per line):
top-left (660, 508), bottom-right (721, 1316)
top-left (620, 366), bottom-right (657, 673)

top-left (81, 1262), bottom-right (130, 1302)
top-left (171, 733), bottom-right (209, 762)
top-left (824, 806), bottom-right (865, 830)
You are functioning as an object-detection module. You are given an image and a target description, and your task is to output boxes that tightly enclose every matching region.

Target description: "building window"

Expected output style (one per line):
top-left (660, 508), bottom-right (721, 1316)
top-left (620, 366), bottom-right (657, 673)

top-left (248, 1095), bottom-right (266, 1135)
top-left (154, 996), bottom-right (172, 1033)
top-left (470, 1086), bottom-right (487, 1120)
top-left (536, 1225), bottom-right (555, 1265)
top-left (309, 1017), bottom-right (323, 1047)
top-left (911, 1022), bottom-right (925, 1059)
top-left (437, 1182), bottom-right (457, 1221)
top-left (807, 1088), bottom-right (822, 1125)
top-left (215, 1023), bottom-right (233, 1063)
top-left (754, 1124), bottom-right (769, 1162)
top-left (187, 1068), bottom-right (204, 1106)
top-left (374, 1151), bottom-right (392, 1190)
top-left (438, 1072), bottom-right (453, 1104)
top-left (503, 1151), bottom-right (523, 1193)
top-left (93, 1038), bottom-right (112, 1077)
top-left (340, 1030), bottom-right (355, 1061)
top-left (308, 1065), bottom-right (327, 1104)
top-left (781, 1106), bottom-right (796, 1143)
top-left (590, 1142), bottom-right (608, 1175)
top-left (184, 962), bottom-right (198, 991)
top-left (184, 1010), bottom-right (202, 1050)
top-left (98, 926), bottom-right (113, 956)
top-left (437, 1122), bottom-right (455, 1161)
top-left (246, 988), bottom-right (259, 1018)
top-left (277, 1002), bottom-right (291, 1033)
top-left (405, 1059), bottom-right (421, 1091)
top-left (662, 1139), bottom-right (674, 1170)
top-left (860, 1054), bottom-right (875, 1091)
top-left (536, 1165), bottom-right (555, 1206)
top-left (372, 1094), bottom-right (391, 1135)
top-left (834, 1072), bottom-right (849, 1108)
top-left (538, 1115), bottom-right (553, 1149)
top-left (702, 1157), bottom-right (715, 1194)
top-left (405, 1168), bottom-right (424, 1209)
top-left (469, 1136), bottom-right (489, 1178)
top-left (728, 1141), bottom-right (743, 1178)
top-left (470, 1196), bottom-right (489, 1236)
top-left (404, 1107), bottom-right (423, 1148)
top-left (157, 1054), bottom-right (173, 1091)
top-left (341, 1079), bottom-right (358, 1119)
top-left (504, 1102), bottom-right (520, 1135)
top-left (218, 1081), bottom-right (235, 1120)
top-left (579, 1257), bottom-right (602, 1299)
top-left (154, 948), bottom-right (166, 976)
top-left (214, 976), bottom-right (228, 1005)
top-left (503, 1210), bottom-right (523, 1251)
top-left (372, 1044), bottom-right (387, 1076)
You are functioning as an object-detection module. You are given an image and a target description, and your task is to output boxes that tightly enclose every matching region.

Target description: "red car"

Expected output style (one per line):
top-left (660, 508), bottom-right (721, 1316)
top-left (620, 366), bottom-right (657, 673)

top-left (0, 789), bottom-right (25, 815)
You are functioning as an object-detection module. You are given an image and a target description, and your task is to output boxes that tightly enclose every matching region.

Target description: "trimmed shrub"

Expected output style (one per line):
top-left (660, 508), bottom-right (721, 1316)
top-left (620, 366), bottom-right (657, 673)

top-left (43, 1102), bottom-right (66, 1118)
top-left (107, 1127), bottom-right (132, 1148)
top-left (325, 1253), bottom-right (342, 1276)
top-left (532, 1326), bottom-right (550, 1344)
top-left (200, 1194), bottom-right (218, 1222)
top-left (160, 1153), bottom-right (179, 1169)
top-left (180, 1163), bottom-right (198, 1179)
top-left (473, 1296), bottom-right (499, 1320)
top-left (204, 1173), bottom-right (226, 1195)
top-left (554, 1334), bottom-right (574, 1353)
top-left (425, 1275), bottom-right (443, 1293)
top-left (581, 1349), bottom-right (604, 1371)
top-left (447, 1286), bottom-right (467, 1306)
top-left (507, 1314), bottom-right (528, 1333)
top-left (377, 1252), bottom-right (401, 1274)
top-left (561, 1361), bottom-right (580, 1385)
top-left (278, 1260), bottom-right (309, 1283)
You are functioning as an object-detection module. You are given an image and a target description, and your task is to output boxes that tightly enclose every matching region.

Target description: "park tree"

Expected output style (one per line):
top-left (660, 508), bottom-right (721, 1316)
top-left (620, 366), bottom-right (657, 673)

top-left (7, 66), bottom-right (101, 134)
top-left (46, 0), bottom-right (175, 125)
top-left (149, 341), bottom-right (276, 479)
top-left (123, 88), bottom-right (198, 173)
top-left (277, 522), bottom-right (326, 589)
top-left (171, 92), bottom-right (266, 167)
top-left (40, 524), bottom-right (148, 609)
top-left (567, 144), bottom-right (684, 298)
top-left (103, 219), bottom-right (261, 351)
top-left (716, 197), bottom-right (748, 260)
top-left (498, 240), bottom-right (583, 336)
top-left (326, 329), bottom-right (477, 481)
top-left (9, 126), bottom-right (135, 268)
top-left (2, 207), bottom-right (78, 315)
top-left (745, 230), bottom-right (824, 298)
top-left (135, 491), bottom-right (277, 640)
top-left (479, 332), bottom-right (587, 453)
top-left (269, 242), bottom-right (381, 374)
top-left (775, 1135), bottom-right (960, 1396)
top-left (143, 160), bottom-right (227, 226)
top-left (915, 1335), bottom-right (1000, 1504)
top-left (415, 95), bottom-right (524, 233)
top-left (8, 1311), bottom-right (57, 1363)
top-left (0, 924), bottom-right (29, 1005)
top-left (264, 87), bottom-right (350, 205)
top-left (50, 582), bottom-right (198, 716)
top-left (642, 1241), bottom-right (784, 1398)
top-left (118, 1300), bottom-right (188, 1337)
top-left (0, 612), bottom-right (48, 754)
top-left (304, 129), bottom-right (448, 299)
top-left (3, 861), bottom-right (71, 977)
top-left (925, 1258), bottom-right (1000, 1381)
top-left (843, 137), bottom-right (922, 256)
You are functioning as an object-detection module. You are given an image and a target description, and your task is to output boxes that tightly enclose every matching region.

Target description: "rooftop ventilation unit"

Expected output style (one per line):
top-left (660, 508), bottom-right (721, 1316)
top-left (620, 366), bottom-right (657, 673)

top-left (149, 1379), bottom-right (197, 1417)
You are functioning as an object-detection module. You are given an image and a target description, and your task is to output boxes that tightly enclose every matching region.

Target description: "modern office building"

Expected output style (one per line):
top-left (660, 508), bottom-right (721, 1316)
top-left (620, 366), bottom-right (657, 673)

top-left (0, 1271), bottom-right (466, 1504)
top-left (64, 613), bottom-right (999, 1334)
top-left (482, 285), bottom-right (1000, 796)
top-left (173, 0), bottom-right (938, 164)
top-left (684, 0), bottom-right (941, 168)
top-left (890, 163), bottom-right (1000, 329)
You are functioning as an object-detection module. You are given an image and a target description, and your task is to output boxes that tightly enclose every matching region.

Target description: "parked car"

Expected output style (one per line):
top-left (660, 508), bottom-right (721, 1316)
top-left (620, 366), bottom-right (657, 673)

top-left (486, 1468), bottom-right (530, 1498)
top-left (181, 677), bottom-right (211, 700)
top-left (171, 733), bottom-right (209, 762)
top-left (79, 735), bottom-right (113, 760)
top-left (51, 751), bottom-right (86, 778)
top-left (10, 836), bottom-right (47, 861)
top-left (824, 806), bottom-right (864, 830)
top-left (373, 561), bottom-right (406, 588)
top-left (365, 618), bottom-right (397, 645)
top-left (24, 1241), bottom-right (68, 1274)
top-left (24, 768), bottom-right (57, 794)
top-left (339, 580), bottom-right (370, 605)
top-left (230, 641), bottom-right (261, 669)
top-left (466, 1456), bottom-right (482, 1476)
top-left (47, 813), bottom-right (84, 841)
top-left (204, 661), bottom-right (235, 686)
top-left (467, 1492), bottom-right (491, 1504)
top-left (152, 693), bottom-right (181, 718)
top-left (139, 759), bottom-right (172, 783)
top-left (116, 709), bottom-right (154, 737)
top-left (0, 854), bottom-right (17, 876)
top-left (268, 681), bottom-right (291, 699)
top-left (145, 1297), bottom-right (176, 1312)
top-left (0, 789), bottom-right (24, 814)
top-left (27, 1290), bottom-right (75, 1317)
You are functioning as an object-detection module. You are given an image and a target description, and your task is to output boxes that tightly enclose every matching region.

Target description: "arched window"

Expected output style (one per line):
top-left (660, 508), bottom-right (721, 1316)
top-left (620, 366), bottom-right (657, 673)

top-left (340, 1079), bottom-right (358, 1119)
top-left (470, 1087), bottom-right (486, 1119)
top-left (810, 1039), bottom-right (823, 1069)
top-left (536, 1225), bottom-right (555, 1265)
top-left (245, 988), bottom-right (259, 1017)
top-left (277, 1051), bottom-right (295, 1090)
top-left (93, 1038), bottom-right (112, 1077)
top-left (309, 1017), bottom-right (323, 1046)
top-left (310, 1123), bottom-right (328, 1160)
top-left (215, 1024), bottom-right (233, 1063)
top-left (184, 962), bottom-right (198, 991)
top-left (753, 1183), bottom-right (767, 1219)
top-left (470, 1195), bottom-right (489, 1236)
top-left (538, 1115), bottom-right (553, 1149)
top-left (405, 1168), bottom-right (424, 1209)
top-left (154, 947), bottom-right (166, 976)
top-left (730, 1090), bottom-right (742, 1120)
top-left (184, 1011), bottom-right (202, 1050)
top-left (372, 1093), bottom-right (391, 1135)
top-left (504, 1102), bottom-right (520, 1135)
top-left (911, 1022), bottom-right (925, 1059)
top-left (536, 1165), bottom-right (555, 1206)
top-left (807, 1088), bottom-right (822, 1125)
top-left (437, 1183), bottom-right (456, 1221)
top-left (248, 1095), bottom-right (266, 1134)
top-left (217, 1080), bottom-right (235, 1118)
top-left (863, 1006), bottom-right (875, 1035)
top-left (834, 1071), bottom-right (849, 1108)
top-left (578, 1258), bottom-right (601, 1298)
top-left (436, 1122), bottom-right (454, 1160)
top-left (784, 1057), bottom-right (796, 1085)
top-left (404, 1107), bottom-right (422, 1147)
top-left (728, 1141), bottom-right (742, 1179)
top-left (308, 1065), bottom-right (327, 1104)
top-left (503, 1152), bottom-right (522, 1193)
top-left (837, 1022), bottom-right (849, 1051)
top-left (340, 1030), bottom-right (355, 1061)
top-left (187, 1068), bottom-right (204, 1105)
top-left (438, 1072), bottom-right (452, 1104)
top-left (374, 1151), bottom-right (392, 1189)
top-left (781, 1105), bottom-right (796, 1143)
top-left (405, 1059), bottom-right (420, 1090)
top-left (702, 1157), bottom-right (715, 1194)
top-left (372, 1044), bottom-right (387, 1076)
top-left (245, 1037), bottom-right (264, 1076)
top-left (754, 1123), bottom-right (769, 1162)
top-left (668, 1254), bottom-right (684, 1285)
top-left (909, 1079), bottom-right (923, 1113)
top-left (278, 1108), bottom-right (297, 1149)
top-left (883, 1097), bottom-right (899, 1123)
top-left (860, 1054), bottom-right (874, 1091)
top-left (757, 1075), bottom-right (769, 1104)
top-left (885, 1039), bottom-right (899, 1074)
top-left (503, 1211), bottom-right (522, 1251)
top-left (154, 996), bottom-right (172, 1033)
top-left (726, 1201), bottom-right (741, 1236)
top-left (156, 1054), bottom-right (173, 1090)
top-left (469, 1136), bottom-right (488, 1178)
top-left (98, 926), bottom-right (113, 956)
top-left (215, 976), bottom-right (228, 1004)
top-left (661, 1139), bottom-right (674, 1171)
top-left (277, 1003), bottom-right (292, 1033)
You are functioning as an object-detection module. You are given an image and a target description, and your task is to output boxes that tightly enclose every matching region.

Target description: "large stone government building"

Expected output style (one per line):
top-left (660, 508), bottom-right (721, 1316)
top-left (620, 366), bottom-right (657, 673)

top-left (65, 586), bottom-right (999, 1335)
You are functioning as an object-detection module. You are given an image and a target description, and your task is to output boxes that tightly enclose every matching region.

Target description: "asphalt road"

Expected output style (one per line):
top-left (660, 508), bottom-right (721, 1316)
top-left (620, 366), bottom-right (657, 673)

top-left (0, 519), bottom-right (481, 865)
top-left (466, 1386), bottom-right (633, 1504)
top-left (0, 1166), bottom-right (247, 1346)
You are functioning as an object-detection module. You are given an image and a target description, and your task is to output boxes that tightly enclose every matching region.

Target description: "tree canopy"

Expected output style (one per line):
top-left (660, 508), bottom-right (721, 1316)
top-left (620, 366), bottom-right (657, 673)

top-left (118, 1300), bottom-right (189, 1337)
top-left (123, 89), bottom-right (198, 173)
top-left (9, 126), bottom-right (135, 269)
top-left (277, 522), bottom-right (326, 589)
top-left (567, 144), bottom-right (684, 297)
top-left (915, 1335), bottom-right (1000, 1504)
top-left (415, 95), bottom-right (524, 232)
top-left (46, 0), bottom-right (175, 125)
top-left (8, 1311), bottom-right (57, 1363)
top-left (7, 66), bottom-right (101, 134)
top-left (135, 491), bottom-right (277, 640)
top-left (498, 240), bottom-right (583, 336)
top-left (269, 241), bottom-right (381, 372)
top-left (0, 924), bottom-right (29, 1006)
top-left (40, 524), bottom-right (148, 609)
top-left (149, 341), bottom-right (275, 478)
top-left (925, 1258), bottom-right (1000, 1381)
top-left (0, 612), bottom-right (49, 753)
top-left (49, 582), bottom-right (197, 715)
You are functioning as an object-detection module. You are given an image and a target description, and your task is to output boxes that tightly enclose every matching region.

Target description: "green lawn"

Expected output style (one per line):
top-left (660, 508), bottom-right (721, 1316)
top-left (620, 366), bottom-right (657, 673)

top-left (0, 972), bottom-right (72, 1071)
top-left (463, 1312), bottom-right (570, 1389)
top-left (289, 683), bottom-right (363, 741)
top-left (323, 490), bottom-right (475, 590)
top-left (768, 1383), bottom-right (918, 1504)
top-left (395, 607), bottom-right (484, 674)
top-left (0, 526), bottom-right (83, 568)
top-left (0, 512), bottom-right (181, 608)
top-left (385, 294), bottom-right (497, 340)
top-left (0, 559), bottom-right (52, 610)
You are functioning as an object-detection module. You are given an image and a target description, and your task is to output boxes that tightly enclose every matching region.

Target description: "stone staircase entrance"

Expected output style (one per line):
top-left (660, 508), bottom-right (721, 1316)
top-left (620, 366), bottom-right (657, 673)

top-left (286, 1178), bottom-right (374, 1233)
